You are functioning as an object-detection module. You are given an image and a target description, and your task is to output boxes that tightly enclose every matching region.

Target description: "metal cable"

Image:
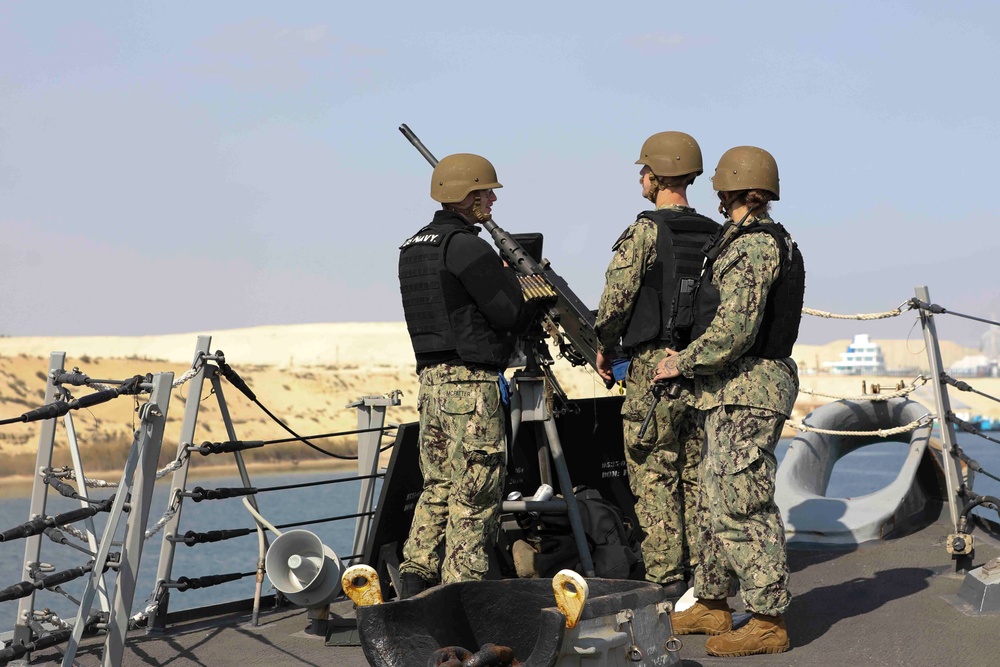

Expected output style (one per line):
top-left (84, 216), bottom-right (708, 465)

top-left (957, 448), bottom-right (1000, 485)
top-left (257, 425), bottom-right (397, 446)
top-left (949, 413), bottom-right (1000, 447)
top-left (213, 353), bottom-right (397, 460)
top-left (908, 299), bottom-right (1000, 328)
top-left (255, 472), bottom-right (383, 493)
top-left (273, 510), bottom-right (375, 531)
top-left (251, 399), bottom-right (367, 460)
top-left (942, 374), bottom-right (1000, 406)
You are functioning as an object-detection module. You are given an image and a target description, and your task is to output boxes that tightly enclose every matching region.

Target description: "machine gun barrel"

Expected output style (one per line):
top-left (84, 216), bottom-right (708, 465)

top-left (399, 123), bottom-right (440, 168)
top-left (398, 125), bottom-right (546, 276)
top-left (399, 124), bottom-right (606, 373)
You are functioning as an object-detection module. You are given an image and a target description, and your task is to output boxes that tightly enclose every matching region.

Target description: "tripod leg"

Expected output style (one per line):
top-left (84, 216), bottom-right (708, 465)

top-left (534, 422), bottom-right (552, 487)
top-left (509, 384), bottom-right (522, 448)
top-left (542, 419), bottom-right (596, 577)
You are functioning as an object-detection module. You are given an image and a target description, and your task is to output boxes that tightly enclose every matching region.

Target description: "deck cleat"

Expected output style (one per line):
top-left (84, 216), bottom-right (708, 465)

top-left (342, 565), bottom-right (383, 607)
top-left (552, 569), bottom-right (588, 629)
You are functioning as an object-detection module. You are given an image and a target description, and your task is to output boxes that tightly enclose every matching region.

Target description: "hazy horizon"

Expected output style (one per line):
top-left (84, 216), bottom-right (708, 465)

top-left (2, 3), bottom-right (998, 346)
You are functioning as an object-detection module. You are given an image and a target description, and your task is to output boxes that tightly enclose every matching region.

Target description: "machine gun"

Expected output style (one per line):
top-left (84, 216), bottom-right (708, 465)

top-left (398, 124), bottom-right (607, 375)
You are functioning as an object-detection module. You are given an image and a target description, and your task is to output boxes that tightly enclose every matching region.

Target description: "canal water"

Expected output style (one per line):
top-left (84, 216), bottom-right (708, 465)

top-left (2, 431), bottom-right (999, 627)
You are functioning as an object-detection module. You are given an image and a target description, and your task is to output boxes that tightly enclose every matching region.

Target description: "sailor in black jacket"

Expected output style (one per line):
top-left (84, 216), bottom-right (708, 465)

top-left (396, 153), bottom-right (524, 597)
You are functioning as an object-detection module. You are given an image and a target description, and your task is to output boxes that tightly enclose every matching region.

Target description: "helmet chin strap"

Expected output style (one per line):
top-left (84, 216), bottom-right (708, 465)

top-left (718, 192), bottom-right (733, 218)
top-left (718, 192), bottom-right (750, 221)
top-left (471, 193), bottom-right (492, 223)
top-left (446, 193), bottom-right (491, 225)
top-left (645, 173), bottom-right (663, 204)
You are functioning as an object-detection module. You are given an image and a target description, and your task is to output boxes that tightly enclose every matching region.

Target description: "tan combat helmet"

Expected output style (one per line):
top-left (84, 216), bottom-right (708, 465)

top-left (635, 131), bottom-right (704, 178)
top-left (712, 146), bottom-right (780, 200)
top-left (430, 153), bottom-right (503, 203)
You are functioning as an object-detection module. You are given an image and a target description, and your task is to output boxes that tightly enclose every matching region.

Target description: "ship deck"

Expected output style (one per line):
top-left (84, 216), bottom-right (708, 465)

top-left (23, 511), bottom-right (1000, 667)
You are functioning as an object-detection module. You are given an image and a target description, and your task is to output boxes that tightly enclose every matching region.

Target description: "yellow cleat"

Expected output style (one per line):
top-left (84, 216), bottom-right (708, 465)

top-left (552, 569), bottom-right (589, 629)
top-left (341, 565), bottom-right (383, 607)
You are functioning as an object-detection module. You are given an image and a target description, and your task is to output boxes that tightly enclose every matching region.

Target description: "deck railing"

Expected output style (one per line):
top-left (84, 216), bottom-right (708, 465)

top-left (0, 337), bottom-right (400, 666)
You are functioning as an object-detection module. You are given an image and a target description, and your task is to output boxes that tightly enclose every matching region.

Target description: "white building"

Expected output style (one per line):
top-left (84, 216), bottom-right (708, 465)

top-left (822, 334), bottom-right (886, 375)
top-left (980, 325), bottom-right (1000, 359)
top-left (950, 354), bottom-right (999, 378)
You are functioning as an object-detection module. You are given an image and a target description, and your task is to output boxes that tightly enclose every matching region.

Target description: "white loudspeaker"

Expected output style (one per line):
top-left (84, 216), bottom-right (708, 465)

top-left (265, 530), bottom-right (345, 608)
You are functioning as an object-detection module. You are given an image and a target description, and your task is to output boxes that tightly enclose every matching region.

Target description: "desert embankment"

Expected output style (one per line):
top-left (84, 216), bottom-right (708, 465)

top-left (0, 323), bottom-right (995, 480)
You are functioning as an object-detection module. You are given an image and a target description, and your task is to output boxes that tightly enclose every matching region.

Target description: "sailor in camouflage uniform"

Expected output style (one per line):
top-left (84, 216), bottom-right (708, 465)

top-left (595, 132), bottom-right (720, 598)
top-left (396, 154), bottom-right (525, 597)
top-left (653, 146), bottom-right (805, 656)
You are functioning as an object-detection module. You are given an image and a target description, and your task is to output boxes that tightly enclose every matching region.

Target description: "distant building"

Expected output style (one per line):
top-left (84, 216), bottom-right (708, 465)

top-left (980, 325), bottom-right (1000, 358)
top-left (949, 354), bottom-right (999, 378)
top-left (822, 334), bottom-right (886, 375)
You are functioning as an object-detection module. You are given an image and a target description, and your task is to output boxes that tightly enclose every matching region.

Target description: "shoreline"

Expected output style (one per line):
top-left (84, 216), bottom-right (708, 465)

top-left (0, 457), bottom-right (366, 500)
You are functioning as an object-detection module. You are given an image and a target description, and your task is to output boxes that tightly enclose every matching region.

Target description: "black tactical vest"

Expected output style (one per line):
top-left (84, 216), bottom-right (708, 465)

top-left (698, 221), bottom-right (805, 359)
top-left (398, 218), bottom-right (510, 370)
top-left (621, 209), bottom-right (721, 352)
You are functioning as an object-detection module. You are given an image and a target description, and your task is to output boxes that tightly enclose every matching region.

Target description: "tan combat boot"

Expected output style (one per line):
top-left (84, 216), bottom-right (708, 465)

top-left (670, 598), bottom-right (733, 635)
top-left (704, 613), bottom-right (789, 657)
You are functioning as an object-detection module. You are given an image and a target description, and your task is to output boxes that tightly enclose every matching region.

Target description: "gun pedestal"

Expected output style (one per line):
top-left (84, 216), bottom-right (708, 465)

top-left (506, 334), bottom-right (596, 577)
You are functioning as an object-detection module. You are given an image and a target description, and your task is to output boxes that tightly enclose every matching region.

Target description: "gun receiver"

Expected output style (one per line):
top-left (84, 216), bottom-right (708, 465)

top-left (399, 124), bottom-right (605, 373)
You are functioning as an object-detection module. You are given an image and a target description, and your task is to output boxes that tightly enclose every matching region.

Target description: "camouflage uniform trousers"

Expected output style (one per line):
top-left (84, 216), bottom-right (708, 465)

top-left (621, 347), bottom-right (707, 585)
top-left (695, 404), bottom-right (791, 616)
top-left (399, 364), bottom-right (506, 585)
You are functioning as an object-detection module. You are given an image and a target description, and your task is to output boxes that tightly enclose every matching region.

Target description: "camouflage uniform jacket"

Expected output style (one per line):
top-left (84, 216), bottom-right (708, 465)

top-left (595, 204), bottom-right (697, 353)
top-left (674, 214), bottom-right (799, 415)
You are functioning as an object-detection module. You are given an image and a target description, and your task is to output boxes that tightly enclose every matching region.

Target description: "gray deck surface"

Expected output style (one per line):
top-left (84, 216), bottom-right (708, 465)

top-left (23, 513), bottom-right (1000, 667)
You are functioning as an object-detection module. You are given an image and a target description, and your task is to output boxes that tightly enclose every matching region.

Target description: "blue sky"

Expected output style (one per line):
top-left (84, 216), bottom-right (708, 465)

top-left (1, 1), bottom-right (998, 346)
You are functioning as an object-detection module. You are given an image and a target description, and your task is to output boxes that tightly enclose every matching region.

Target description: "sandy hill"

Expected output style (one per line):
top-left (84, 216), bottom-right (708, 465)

top-left (0, 324), bottom-right (996, 479)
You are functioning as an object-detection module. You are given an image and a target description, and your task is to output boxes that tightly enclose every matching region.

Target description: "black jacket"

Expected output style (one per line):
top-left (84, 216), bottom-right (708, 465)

top-left (398, 210), bottom-right (525, 372)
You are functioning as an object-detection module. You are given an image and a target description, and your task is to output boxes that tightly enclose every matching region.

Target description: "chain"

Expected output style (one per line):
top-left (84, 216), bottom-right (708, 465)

top-left (32, 610), bottom-right (73, 630)
top-left (798, 375), bottom-right (930, 402)
top-left (144, 507), bottom-right (177, 541)
top-left (42, 450), bottom-right (189, 489)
